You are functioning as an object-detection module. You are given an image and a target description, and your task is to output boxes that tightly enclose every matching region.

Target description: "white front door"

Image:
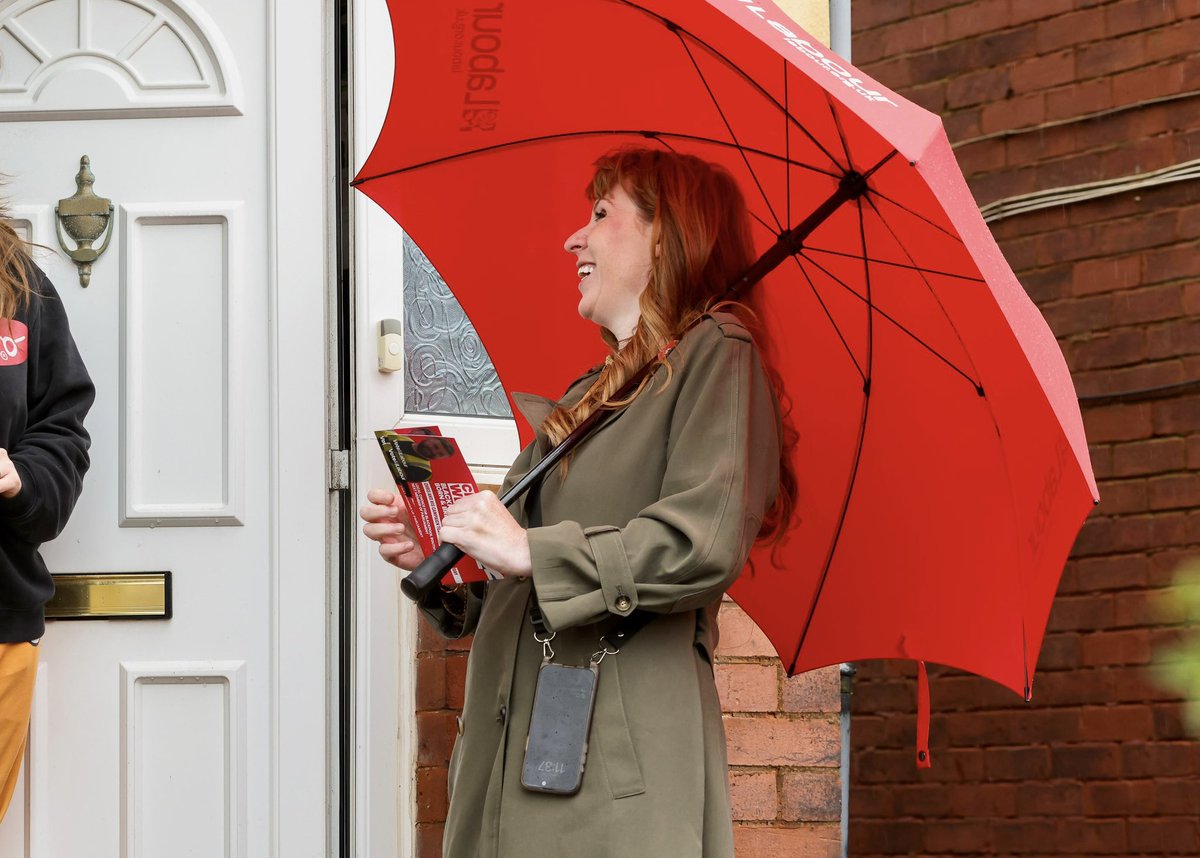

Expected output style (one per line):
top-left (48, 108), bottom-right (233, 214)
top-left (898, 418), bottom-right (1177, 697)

top-left (0, 1), bottom-right (330, 855)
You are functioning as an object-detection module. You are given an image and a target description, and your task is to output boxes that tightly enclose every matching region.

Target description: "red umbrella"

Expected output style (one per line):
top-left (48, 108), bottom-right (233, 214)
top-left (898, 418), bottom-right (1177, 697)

top-left (354, 0), bottom-right (1098, 757)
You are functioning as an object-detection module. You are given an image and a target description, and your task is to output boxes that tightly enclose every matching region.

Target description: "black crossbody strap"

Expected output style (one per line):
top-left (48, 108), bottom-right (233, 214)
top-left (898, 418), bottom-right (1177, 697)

top-left (525, 472), bottom-right (653, 651)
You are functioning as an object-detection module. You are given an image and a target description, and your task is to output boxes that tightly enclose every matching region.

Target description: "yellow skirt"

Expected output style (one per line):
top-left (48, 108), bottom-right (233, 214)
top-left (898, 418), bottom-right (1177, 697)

top-left (0, 642), bottom-right (37, 822)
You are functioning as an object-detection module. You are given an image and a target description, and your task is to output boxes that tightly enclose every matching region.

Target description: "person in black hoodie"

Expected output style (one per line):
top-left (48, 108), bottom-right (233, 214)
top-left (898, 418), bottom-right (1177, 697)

top-left (0, 211), bottom-right (94, 820)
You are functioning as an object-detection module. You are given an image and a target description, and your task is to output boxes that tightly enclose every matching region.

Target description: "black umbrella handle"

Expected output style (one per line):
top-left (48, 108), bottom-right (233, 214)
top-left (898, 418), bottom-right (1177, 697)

top-left (400, 542), bottom-right (466, 601)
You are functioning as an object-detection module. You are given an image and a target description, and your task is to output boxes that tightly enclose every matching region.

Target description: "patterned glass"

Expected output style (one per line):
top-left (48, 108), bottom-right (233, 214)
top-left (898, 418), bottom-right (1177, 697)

top-left (402, 235), bottom-right (512, 418)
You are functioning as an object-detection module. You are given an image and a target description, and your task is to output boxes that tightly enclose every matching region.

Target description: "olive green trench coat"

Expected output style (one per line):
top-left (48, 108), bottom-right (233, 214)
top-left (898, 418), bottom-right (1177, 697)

top-left (422, 313), bottom-right (782, 858)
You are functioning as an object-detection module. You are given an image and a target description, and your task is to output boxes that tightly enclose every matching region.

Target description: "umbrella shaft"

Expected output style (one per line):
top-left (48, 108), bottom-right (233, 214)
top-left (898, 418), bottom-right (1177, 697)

top-left (732, 173), bottom-right (865, 296)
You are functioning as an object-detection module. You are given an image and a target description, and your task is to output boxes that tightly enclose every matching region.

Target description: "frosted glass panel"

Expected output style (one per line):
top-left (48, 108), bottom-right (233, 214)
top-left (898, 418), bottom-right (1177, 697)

top-left (403, 235), bottom-right (511, 418)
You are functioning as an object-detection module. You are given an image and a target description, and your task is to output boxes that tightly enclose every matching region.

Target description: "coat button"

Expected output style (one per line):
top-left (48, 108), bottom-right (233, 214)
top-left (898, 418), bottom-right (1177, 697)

top-left (497, 705), bottom-right (507, 725)
top-left (615, 595), bottom-right (632, 612)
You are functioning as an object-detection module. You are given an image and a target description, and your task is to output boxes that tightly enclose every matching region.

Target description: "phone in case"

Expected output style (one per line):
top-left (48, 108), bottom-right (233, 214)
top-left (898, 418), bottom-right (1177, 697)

top-left (521, 661), bottom-right (599, 795)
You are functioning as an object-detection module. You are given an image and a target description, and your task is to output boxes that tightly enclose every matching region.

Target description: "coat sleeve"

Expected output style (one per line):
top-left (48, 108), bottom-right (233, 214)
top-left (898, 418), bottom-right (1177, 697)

top-left (528, 324), bottom-right (781, 632)
top-left (0, 271), bottom-right (95, 543)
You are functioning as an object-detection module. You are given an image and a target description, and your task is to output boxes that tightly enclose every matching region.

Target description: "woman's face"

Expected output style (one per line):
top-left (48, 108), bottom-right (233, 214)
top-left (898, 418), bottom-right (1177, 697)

top-left (563, 184), bottom-right (654, 341)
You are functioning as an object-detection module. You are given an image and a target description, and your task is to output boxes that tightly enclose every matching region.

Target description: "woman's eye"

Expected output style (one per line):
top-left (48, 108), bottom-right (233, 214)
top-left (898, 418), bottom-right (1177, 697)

top-left (593, 207), bottom-right (606, 221)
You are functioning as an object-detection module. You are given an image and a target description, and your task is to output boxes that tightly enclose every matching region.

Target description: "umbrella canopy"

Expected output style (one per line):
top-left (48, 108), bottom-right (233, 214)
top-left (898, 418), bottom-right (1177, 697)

top-left (354, 0), bottom-right (1098, 705)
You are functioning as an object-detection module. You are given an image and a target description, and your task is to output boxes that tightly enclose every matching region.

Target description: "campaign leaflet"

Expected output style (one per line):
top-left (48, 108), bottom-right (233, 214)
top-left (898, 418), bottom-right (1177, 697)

top-left (374, 426), bottom-right (497, 586)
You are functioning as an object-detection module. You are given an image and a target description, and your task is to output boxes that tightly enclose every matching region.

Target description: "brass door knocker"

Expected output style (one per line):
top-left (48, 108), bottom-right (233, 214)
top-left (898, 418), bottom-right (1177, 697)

top-left (55, 156), bottom-right (114, 287)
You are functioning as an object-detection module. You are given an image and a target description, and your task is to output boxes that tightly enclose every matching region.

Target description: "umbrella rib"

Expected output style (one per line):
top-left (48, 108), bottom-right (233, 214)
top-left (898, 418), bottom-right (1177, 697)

top-left (615, 0), bottom-right (848, 173)
top-left (790, 198), bottom-right (877, 671)
top-left (784, 59), bottom-right (791, 228)
top-left (863, 193), bottom-right (988, 384)
top-left (861, 149), bottom-right (901, 183)
top-left (351, 129), bottom-right (842, 186)
top-left (791, 382), bottom-right (871, 673)
top-left (673, 30), bottom-right (783, 232)
top-left (786, 254), bottom-right (866, 381)
top-left (867, 187), bottom-right (966, 243)
top-left (748, 207), bottom-right (780, 237)
top-left (802, 246), bottom-right (986, 283)
top-left (825, 91), bottom-right (855, 171)
top-left (858, 196), bottom-right (877, 440)
top-left (799, 251), bottom-right (983, 390)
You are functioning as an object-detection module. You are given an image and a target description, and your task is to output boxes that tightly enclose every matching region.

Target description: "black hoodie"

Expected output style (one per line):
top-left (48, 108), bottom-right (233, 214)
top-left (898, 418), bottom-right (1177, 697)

top-left (0, 264), bottom-right (94, 641)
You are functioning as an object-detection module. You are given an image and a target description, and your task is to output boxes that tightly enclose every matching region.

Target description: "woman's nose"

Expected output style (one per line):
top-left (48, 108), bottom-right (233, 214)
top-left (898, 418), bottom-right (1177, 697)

top-left (563, 225), bottom-right (587, 253)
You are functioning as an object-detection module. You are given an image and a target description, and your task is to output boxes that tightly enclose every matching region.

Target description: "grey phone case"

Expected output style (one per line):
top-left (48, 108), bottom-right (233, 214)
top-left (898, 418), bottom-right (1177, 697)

top-left (521, 661), bottom-right (599, 795)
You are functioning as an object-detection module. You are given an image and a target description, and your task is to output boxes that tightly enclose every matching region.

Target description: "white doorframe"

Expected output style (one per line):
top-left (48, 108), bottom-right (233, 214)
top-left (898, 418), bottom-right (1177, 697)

top-left (269, 1), bottom-right (334, 855)
top-left (351, 1), bottom-right (410, 854)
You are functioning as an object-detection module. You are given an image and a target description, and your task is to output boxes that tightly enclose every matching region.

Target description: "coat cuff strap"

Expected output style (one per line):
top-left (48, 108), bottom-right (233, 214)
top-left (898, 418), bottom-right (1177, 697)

top-left (583, 525), bottom-right (638, 616)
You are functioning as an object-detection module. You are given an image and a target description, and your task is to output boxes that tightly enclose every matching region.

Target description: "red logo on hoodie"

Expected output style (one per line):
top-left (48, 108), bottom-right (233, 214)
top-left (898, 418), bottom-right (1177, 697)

top-left (0, 320), bottom-right (29, 366)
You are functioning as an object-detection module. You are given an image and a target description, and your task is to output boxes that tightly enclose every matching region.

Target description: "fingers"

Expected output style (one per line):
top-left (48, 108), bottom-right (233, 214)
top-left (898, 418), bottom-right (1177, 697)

top-left (442, 490), bottom-right (506, 534)
top-left (359, 486), bottom-right (425, 569)
top-left (361, 486), bottom-right (406, 543)
top-left (374, 533), bottom-right (414, 553)
top-left (442, 489), bottom-right (501, 522)
top-left (359, 502), bottom-right (400, 524)
top-left (364, 516), bottom-right (423, 569)
top-left (0, 450), bottom-right (19, 500)
top-left (359, 487), bottom-right (409, 525)
top-left (366, 487), bottom-right (397, 505)
top-left (378, 538), bottom-right (424, 571)
top-left (362, 520), bottom-right (410, 543)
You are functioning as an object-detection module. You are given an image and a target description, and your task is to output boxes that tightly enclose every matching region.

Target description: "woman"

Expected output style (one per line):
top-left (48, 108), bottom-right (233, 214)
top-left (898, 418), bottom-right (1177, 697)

top-left (362, 148), bottom-right (794, 857)
top-left (0, 209), bottom-right (94, 820)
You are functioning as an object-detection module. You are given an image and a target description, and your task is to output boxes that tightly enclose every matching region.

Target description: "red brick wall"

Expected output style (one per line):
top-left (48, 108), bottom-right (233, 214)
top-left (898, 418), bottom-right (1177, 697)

top-left (413, 601), bottom-right (844, 857)
top-left (414, 621), bottom-right (469, 855)
top-left (717, 602), bottom-right (843, 856)
top-left (849, 2), bottom-right (1200, 855)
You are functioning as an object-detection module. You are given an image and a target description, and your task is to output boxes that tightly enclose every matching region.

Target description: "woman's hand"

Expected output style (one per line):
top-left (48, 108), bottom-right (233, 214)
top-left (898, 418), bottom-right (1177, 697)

top-left (359, 487), bottom-right (426, 571)
top-left (439, 490), bottom-right (532, 579)
top-left (0, 449), bottom-right (21, 499)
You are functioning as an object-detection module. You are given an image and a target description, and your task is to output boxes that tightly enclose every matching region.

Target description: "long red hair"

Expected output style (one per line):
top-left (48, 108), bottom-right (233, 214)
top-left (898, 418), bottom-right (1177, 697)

top-left (543, 147), bottom-right (797, 542)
